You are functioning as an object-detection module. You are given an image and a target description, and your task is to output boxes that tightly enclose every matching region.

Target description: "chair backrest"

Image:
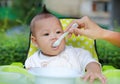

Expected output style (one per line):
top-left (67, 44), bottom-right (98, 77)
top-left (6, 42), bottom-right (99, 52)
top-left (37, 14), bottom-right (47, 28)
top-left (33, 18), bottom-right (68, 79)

top-left (27, 18), bottom-right (98, 61)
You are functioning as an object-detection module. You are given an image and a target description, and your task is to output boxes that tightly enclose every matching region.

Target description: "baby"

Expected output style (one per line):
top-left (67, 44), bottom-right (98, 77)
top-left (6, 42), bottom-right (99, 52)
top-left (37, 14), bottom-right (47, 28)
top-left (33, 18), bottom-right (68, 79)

top-left (25, 9), bottom-right (106, 84)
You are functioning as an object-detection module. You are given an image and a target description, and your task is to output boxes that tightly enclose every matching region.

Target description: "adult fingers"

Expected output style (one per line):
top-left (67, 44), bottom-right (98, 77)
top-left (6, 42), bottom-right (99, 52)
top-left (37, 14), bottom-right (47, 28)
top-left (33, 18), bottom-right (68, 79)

top-left (74, 28), bottom-right (85, 36)
top-left (65, 19), bottom-right (85, 32)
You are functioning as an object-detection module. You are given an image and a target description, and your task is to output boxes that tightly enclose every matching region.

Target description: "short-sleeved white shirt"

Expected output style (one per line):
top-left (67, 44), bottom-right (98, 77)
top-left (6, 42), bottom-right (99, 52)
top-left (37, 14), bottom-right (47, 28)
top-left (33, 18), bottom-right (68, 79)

top-left (25, 46), bottom-right (98, 75)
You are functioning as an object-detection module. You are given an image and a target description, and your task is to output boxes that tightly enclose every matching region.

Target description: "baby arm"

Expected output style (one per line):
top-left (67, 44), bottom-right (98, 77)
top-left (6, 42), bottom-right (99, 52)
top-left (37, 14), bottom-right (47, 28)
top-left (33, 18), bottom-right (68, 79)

top-left (84, 62), bottom-right (106, 84)
top-left (76, 48), bottom-right (106, 84)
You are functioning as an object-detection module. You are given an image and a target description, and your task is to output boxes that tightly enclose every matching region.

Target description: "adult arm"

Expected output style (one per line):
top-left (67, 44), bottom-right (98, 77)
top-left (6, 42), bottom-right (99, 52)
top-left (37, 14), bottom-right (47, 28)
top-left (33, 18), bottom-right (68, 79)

top-left (67, 16), bottom-right (120, 47)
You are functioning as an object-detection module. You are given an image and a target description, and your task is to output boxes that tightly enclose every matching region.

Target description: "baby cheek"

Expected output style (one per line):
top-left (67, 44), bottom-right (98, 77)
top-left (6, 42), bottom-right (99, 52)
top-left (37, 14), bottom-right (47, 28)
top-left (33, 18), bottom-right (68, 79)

top-left (38, 37), bottom-right (53, 48)
top-left (40, 38), bottom-right (49, 44)
top-left (58, 33), bottom-right (63, 37)
top-left (37, 40), bottom-right (48, 48)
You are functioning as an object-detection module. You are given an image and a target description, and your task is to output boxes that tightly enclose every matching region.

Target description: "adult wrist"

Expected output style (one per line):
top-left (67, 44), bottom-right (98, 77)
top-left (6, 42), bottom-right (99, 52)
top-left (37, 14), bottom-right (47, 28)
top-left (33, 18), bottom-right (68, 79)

top-left (98, 28), bottom-right (108, 40)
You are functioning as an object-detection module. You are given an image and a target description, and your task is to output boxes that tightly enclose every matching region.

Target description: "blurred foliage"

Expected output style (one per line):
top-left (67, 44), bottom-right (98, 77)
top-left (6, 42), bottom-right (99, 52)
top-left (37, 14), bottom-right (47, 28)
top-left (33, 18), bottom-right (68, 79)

top-left (0, 0), bottom-right (43, 65)
top-left (96, 40), bottom-right (120, 69)
top-left (0, 7), bottom-right (17, 32)
top-left (0, 0), bottom-right (43, 32)
top-left (113, 20), bottom-right (120, 32)
top-left (0, 7), bottom-right (17, 21)
top-left (97, 23), bottom-right (120, 69)
top-left (12, 0), bottom-right (43, 24)
top-left (0, 31), bottom-right (29, 65)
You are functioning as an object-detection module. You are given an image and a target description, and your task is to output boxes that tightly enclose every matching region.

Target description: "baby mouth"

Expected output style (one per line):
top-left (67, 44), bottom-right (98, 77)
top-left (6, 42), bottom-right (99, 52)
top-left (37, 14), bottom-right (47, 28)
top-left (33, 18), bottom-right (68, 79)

top-left (52, 45), bottom-right (57, 48)
top-left (51, 43), bottom-right (59, 49)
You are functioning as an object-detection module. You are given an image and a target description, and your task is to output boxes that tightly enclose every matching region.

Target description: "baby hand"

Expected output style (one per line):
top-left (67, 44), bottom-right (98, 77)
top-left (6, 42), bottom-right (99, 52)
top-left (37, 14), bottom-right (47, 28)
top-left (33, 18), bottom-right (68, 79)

top-left (82, 72), bottom-right (106, 84)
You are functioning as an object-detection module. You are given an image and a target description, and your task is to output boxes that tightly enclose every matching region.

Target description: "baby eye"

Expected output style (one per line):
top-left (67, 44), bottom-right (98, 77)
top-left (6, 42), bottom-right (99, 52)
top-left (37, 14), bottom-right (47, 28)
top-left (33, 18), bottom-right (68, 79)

top-left (43, 33), bottom-right (49, 36)
top-left (56, 31), bottom-right (61, 34)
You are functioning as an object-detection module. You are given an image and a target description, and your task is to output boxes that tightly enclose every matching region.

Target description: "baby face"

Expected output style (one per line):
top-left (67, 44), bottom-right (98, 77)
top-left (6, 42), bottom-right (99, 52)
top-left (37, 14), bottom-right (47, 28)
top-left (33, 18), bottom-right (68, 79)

top-left (32, 17), bottom-right (65, 56)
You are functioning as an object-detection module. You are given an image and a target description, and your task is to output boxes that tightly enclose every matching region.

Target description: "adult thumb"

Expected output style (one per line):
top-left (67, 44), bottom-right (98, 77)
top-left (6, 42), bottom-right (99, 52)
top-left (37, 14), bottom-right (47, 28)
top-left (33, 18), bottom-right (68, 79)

top-left (74, 28), bottom-right (86, 36)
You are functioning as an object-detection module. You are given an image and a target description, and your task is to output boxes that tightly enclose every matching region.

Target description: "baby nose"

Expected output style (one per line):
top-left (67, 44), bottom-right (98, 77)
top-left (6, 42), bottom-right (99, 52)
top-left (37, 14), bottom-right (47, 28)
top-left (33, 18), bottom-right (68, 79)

top-left (51, 34), bottom-right (58, 40)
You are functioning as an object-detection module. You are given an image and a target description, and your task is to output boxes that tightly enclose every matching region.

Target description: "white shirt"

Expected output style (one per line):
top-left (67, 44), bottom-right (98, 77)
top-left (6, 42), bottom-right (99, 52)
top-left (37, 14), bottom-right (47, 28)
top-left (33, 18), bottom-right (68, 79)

top-left (25, 46), bottom-right (98, 75)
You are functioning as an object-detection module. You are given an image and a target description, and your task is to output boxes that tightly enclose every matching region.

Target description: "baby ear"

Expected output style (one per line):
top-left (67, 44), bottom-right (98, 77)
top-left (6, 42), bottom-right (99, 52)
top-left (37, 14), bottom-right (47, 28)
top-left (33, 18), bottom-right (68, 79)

top-left (31, 35), bottom-right (38, 47)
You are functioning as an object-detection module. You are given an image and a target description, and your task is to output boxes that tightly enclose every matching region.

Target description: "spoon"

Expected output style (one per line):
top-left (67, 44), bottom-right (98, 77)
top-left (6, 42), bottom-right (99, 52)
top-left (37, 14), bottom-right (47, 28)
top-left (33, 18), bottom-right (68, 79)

top-left (53, 23), bottom-right (78, 47)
